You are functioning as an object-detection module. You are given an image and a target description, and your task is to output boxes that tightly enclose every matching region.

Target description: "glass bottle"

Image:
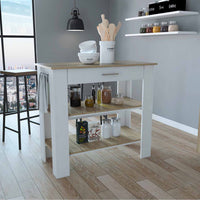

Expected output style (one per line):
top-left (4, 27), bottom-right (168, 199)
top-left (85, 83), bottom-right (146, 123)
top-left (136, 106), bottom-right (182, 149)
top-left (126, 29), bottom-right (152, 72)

top-left (92, 84), bottom-right (95, 104)
top-left (85, 96), bottom-right (94, 108)
top-left (97, 83), bottom-right (102, 105)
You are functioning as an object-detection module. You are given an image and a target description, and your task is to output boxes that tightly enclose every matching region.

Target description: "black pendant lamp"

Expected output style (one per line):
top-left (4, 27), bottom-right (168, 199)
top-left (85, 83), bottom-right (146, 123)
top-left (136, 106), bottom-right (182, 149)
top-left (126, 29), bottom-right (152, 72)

top-left (67, 0), bottom-right (84, 31)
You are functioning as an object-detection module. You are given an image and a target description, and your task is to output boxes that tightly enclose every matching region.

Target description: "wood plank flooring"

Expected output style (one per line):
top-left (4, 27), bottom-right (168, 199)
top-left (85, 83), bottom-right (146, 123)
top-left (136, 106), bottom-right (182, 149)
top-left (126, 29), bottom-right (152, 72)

top-left (0, 111), bottom-right (200, 199)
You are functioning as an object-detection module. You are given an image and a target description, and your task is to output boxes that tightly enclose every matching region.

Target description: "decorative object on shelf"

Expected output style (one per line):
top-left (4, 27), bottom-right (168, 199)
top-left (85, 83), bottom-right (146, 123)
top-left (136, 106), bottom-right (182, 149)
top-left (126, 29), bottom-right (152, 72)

top-left (168, 0), bottom-right (186, 12)
top-left (111, 94), bottom-right (124, 105)
top-left (160, 21), bottom-right (168, 32)
top-left (168, 21), bottom-right (179, 32)
top-left (78, 41), bottom-right (99, 64)
top-left (153, 22), bottom-right (161, 33)
top-left (97, 14), bottom-right (121, 64)
top-left (97, 83), bottom-right (102, 105)
top-left (149, 1), bottom-right (159, 15)
top-left (67, 0), bottom-right (84, 31)
top-left (102, 85), bottom-right (112, 104)
top-left (88, 122), bottom-right (101, 142)
top-left (111, 117), bottom-right (121, 137)
top-left (158, 0), bottom-right (169, 13)
top-left (146, 24), bottom-right (154, 33)
top-left (76, 119), bottom-right (88, 144)
top-left (70, 85), bottom-right (81, 107)
top-left (101, 119), bottom-right (112, 139)
top-left (85, 96), bottom-right (94, 108)
top-left (140, 24), bottom-right (147, 33)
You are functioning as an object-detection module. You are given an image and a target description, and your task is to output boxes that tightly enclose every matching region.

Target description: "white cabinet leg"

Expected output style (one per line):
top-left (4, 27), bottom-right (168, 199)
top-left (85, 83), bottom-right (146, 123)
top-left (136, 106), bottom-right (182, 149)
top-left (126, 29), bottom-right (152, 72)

top-left (49, 70), bottom-right (70, 178)
top-left (140, 66), bottom-right (154, 159)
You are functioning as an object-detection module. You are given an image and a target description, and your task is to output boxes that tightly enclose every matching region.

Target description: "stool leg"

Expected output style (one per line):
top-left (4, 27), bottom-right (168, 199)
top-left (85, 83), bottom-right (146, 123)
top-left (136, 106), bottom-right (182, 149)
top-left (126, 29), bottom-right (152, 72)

top-left (16, 77), bottom-right (21, 150)
top-left (24, 76), bottom-right (31, 135)
top-left (2, 76), bottom-right (7, 142)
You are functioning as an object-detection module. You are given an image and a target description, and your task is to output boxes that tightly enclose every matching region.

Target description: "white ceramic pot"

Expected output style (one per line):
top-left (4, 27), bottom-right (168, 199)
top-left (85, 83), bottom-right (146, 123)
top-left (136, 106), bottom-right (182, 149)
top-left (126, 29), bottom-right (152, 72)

top-left (99, 41), bottom-right (115, 64)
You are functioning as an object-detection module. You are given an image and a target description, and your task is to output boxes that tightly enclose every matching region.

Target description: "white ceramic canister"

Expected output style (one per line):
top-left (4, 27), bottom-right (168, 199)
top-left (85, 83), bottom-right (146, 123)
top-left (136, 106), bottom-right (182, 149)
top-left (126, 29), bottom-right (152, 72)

top-left (101, 119), bottom-right (112, 139)
top-left (111, 117), bottom-right (121, 137)
top-left (99, 41), bottom-right (115, 64)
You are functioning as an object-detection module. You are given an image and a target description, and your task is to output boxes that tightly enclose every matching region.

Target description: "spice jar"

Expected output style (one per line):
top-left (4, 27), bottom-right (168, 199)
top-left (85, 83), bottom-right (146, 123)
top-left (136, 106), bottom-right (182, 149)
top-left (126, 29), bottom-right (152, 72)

top-left (168, 21), bottom-right (179, 32)
top-left (70, 85), bottom-right (81, 107)
top-left (138, 9), bottom-right (143, 17)
top-left (140, 24), bottom-right (147, 34)
top-left (102, 86), bottom-right (112, 104)
top-left (153, 22), bottom-right (161, 33)
top-left (111, 117), bottom-right (121, 137)
top-left (101, 119), bottom-right (112, 139)
top-left (85, 96), bottom-right (94, 108)
top-left (160, 22), bottom-right (168, 32)
top-left (146, 24), bottom-right (153, 33)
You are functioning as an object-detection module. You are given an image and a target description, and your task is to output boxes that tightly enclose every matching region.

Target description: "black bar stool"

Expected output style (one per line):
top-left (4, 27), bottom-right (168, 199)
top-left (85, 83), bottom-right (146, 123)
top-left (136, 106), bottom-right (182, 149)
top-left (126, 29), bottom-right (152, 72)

top-left (0, 70), bottom-right (39, 150)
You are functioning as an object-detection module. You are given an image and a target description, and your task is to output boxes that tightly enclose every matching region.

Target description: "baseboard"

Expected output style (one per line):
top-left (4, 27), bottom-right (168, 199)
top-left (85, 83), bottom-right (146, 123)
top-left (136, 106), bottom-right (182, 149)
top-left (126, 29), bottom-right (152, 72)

top-left (132, 109), bottom-right (198, 136)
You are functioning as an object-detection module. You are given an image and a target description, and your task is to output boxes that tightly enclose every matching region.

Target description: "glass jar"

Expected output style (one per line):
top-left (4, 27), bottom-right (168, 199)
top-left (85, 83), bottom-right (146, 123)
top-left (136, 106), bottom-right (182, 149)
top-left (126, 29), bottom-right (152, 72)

top-left (153, 22), bottom-right (161, 33)
top-left (88, 122), bottom-right (101, 142)
top-left (140, 24), bottom-right (147, 34)
top-left (70, 85), bottom-right (81, 107)
top-left (85, 96), bottom-right (94, 108)
top-left (160, 22), bottom-right (168, 32)
top-left (145, 7), bottom-right (149, 16)
top-left (102, 86), bottom-right (112, 104)
top-left (168, 21), bottom-right (179, 32)
top-left (111, 117), bottom-right (121, 137)
top-left (101, 119), bottom-right (112, 139)
top-left (146, 24), bottom-right (153, 33)
top-left (138, 9), bottom-right (143, 17)
top-left (111, 94), bottom-right (124, 105)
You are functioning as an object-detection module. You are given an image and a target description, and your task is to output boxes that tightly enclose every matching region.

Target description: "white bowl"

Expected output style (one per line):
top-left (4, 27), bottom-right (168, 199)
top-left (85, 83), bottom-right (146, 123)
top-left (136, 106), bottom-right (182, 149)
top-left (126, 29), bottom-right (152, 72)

top-left (78, 53), bottom-right (99, 65)
top-left (79, 41), bottom-right (97, 52)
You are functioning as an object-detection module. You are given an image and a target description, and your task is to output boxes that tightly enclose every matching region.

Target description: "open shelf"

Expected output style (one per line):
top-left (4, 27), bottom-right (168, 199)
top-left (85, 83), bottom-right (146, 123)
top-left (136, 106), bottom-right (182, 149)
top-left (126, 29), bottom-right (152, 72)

top-left (125, 11), bottom-right (199, 21)
top-left (45, 126), bottom-right (140, 156)
top-left (125, 31), bottom-right (198, 37)
top-left (68, 98), bottom-right (141, 120)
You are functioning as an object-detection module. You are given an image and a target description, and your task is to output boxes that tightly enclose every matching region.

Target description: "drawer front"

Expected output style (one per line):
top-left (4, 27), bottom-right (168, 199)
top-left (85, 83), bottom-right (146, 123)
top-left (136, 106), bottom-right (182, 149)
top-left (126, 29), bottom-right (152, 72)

top-left (68, 66), bottom-right (143, 84)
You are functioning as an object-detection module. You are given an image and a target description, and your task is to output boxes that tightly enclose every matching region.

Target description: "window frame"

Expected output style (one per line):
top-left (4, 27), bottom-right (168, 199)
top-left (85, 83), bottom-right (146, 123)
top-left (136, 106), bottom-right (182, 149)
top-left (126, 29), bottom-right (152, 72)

top-left (0, 0), bottom-right (37, 70)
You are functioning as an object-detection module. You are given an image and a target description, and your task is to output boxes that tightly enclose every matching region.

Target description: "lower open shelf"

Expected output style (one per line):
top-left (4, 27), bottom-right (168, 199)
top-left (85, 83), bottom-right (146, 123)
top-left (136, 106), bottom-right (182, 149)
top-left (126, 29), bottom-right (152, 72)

top-left (45, 126), bottom-right (140, 156)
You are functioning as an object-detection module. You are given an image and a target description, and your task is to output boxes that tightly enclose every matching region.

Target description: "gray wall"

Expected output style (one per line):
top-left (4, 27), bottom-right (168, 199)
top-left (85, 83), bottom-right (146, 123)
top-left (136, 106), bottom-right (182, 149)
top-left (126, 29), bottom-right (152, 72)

top-left (109, 0), bottom-right (200, 129)
top-left (34, 0), bottom-right (117, 97)
top-left (34, 0), bottom-right (109, 63)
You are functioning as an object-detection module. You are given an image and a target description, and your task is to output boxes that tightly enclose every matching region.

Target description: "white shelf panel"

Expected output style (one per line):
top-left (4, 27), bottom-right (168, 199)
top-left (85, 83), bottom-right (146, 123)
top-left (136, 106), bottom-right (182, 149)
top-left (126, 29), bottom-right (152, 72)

top-left (125, 11), bottom-right (199, 21)
top-left (125, 31), bottom-right (198, 37)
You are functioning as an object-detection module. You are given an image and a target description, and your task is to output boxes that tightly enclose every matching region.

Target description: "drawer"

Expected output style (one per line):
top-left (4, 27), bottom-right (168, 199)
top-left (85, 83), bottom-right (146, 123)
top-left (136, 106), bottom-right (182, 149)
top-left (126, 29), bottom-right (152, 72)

top-left (67, 66), bottom-right (143, 84)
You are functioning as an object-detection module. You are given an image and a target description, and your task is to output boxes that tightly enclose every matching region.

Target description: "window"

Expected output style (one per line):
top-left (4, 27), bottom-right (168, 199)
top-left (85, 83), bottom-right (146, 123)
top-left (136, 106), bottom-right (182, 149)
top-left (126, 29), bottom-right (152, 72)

top-left (0, 0), bottom-right (37, 111)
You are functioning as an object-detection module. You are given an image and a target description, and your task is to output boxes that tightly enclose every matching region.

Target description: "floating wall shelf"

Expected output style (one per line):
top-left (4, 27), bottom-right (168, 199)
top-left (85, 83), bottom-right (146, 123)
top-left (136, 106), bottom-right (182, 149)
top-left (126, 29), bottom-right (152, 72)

top-left (125, 31), bottom-right (198, 37)
top-left (125, 11), bottom-right (199, 21)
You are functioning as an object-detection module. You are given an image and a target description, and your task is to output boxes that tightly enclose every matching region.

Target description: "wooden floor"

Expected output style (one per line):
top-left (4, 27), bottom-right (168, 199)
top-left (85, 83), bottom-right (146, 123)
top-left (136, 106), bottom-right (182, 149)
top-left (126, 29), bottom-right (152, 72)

top-left (0, 111), bottom-right (200, 199)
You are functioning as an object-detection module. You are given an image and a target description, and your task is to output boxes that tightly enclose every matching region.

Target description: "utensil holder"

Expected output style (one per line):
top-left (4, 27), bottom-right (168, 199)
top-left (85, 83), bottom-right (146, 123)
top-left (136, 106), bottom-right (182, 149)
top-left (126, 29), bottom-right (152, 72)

top-left (100, 41), bottom-right (115, 64)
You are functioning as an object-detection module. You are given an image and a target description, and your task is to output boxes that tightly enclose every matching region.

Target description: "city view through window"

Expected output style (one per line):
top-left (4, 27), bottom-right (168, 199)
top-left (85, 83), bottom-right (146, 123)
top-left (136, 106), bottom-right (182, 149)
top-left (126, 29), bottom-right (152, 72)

top-left (0, 0), bottom-right (37, 112)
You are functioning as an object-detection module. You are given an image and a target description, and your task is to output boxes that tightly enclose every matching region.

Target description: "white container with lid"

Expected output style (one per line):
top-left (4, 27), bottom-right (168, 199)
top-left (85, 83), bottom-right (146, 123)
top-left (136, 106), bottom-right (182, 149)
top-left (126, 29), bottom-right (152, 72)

top-left (99, 41), bottom-right (115, 64)
top-left (111, 117), bottom-right (121, 137)
top-left (168, 21), bottom-right (179, 32)
top-left (101, 119), bottom-right (112, 139)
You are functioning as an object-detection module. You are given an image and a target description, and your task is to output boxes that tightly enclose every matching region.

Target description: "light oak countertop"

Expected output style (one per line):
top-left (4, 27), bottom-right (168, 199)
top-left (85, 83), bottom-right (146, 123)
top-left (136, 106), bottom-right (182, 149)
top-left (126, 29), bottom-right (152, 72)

top-left (36, 61), bottom-right (158, 70)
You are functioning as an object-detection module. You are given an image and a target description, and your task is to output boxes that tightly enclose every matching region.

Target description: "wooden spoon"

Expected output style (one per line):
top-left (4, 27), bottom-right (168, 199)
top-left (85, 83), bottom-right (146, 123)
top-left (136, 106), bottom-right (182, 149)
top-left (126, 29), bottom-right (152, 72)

top-left (101, 14), bottom-right (109, 28)
top-left (114, 22), bottom-right (122, 40)
top-left (109, 23), bottom-right (116, 41)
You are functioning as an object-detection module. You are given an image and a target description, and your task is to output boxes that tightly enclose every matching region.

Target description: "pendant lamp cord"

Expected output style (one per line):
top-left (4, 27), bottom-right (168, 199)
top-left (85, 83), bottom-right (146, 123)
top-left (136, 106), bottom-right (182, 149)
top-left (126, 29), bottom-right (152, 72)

top-left (74, 0), bottom-right (77, 9)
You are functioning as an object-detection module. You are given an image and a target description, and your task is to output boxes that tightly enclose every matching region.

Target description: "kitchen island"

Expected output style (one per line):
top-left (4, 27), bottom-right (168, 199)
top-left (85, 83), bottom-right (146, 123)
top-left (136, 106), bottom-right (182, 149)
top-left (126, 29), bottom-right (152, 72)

top-left (37, 61), bottom-right (157, 179)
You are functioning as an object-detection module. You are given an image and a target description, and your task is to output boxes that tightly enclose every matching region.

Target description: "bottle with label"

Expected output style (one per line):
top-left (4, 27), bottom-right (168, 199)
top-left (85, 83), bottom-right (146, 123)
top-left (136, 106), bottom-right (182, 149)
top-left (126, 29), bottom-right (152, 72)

top-left (92, 84), bottom-right (96, 104)
top-left (97, 83), bottom-right (102, 105)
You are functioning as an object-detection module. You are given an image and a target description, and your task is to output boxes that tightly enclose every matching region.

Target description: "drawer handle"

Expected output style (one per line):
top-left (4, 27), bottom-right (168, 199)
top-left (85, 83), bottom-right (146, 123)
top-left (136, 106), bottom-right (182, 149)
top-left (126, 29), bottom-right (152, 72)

top-left (102, 73), bottom-right (119, 76)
